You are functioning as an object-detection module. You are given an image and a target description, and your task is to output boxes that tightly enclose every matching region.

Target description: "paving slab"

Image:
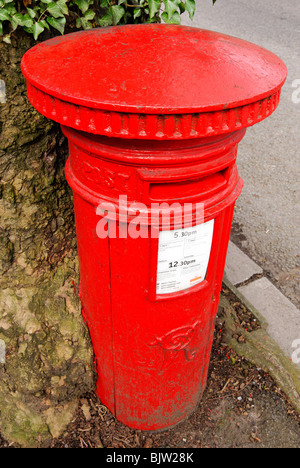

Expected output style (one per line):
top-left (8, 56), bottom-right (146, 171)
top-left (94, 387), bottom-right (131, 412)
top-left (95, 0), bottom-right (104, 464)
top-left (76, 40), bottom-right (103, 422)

top-left (183, 0), bottom-right (300, 310)
top-left (225, 241), bottom-right (263, 286)
top-left (238, 277), bottom-right (300, 368)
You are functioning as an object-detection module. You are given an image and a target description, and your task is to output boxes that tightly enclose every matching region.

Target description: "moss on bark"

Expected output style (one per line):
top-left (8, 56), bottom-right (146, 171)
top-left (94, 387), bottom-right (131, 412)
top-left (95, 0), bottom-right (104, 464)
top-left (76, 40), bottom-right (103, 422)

top-left (221, 294), bottom-right (300, 415)
top-left (0, 32), bottom-right (95, 447)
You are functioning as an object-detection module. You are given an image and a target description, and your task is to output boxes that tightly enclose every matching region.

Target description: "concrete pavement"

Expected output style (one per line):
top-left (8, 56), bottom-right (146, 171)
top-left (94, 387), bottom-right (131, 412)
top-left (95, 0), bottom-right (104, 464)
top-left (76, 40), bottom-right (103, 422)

top-left (183, 0), bottom-right (300, 307)
top-left (225, 241), bottom-right (300, 369)
top-left (181, 1), bottom-right (300, 382)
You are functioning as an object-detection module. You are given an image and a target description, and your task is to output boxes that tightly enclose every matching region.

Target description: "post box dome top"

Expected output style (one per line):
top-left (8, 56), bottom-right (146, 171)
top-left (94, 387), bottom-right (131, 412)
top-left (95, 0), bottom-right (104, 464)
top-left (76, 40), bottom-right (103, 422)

top-left (21, 24), bottom-right (287, 140)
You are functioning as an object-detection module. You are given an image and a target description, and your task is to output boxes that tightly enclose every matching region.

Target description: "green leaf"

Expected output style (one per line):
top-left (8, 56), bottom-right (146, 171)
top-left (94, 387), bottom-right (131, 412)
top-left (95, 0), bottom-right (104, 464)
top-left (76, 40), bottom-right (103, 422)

top-left (163, 0), bottom-right (180, 20)
top-left (0, 9), bottom-right (10, 22)
top-left (148, 0), bottom-right (161, 19)
top-left (22, 14), bottom-right (34, 28)
top-left (76, 9), bottom-right (94, 30)
top-left (11, 13), bottom-right (26, 30)
top-left (83, 19), bottom-right (92, 29)
top-left (110, 5), bottom-right (125, 25)
top-left (40, 18), bottom-right (50, 30)
top-left (26, 7), bottom-right (37, 19)
top-left (3, 34), bottom-right (11, 43)
top-left (161, 10), bottom-right (180, 24)
top-left (75, 0), bottom-right (90, 14)
top-left (134, 8), bottom-right (141, 19)
top-left (178, 2), bottom-right (185, 14)
top-left (3, 3), bottom-right (15, 13)
top-left (185, 0), bottom-right (195, 20)
top-left (32, 21), bottom-right (45, 40)
top-left (98, 11), bottom-right (113, 27)
top-left (47, 2), bottom-right (65, 18)
top-left (47, 15), bottom-right (66, 34)
top-left (0, 0), bottom-right (196, 41)
top-left (0, 0), bottom-right (13, 6)
top-left (230, 355), bottom-right (236, 365)
top-left (84, 9), bottom-right (95, 21)
top-left (57, 0), bottom-right (69, 16)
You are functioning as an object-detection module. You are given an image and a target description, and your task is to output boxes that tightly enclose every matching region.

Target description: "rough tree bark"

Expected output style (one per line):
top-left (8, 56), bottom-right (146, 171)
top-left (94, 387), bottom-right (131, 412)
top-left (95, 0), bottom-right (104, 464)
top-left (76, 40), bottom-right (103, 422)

top-left (0, 31), bottom-right (95, 447)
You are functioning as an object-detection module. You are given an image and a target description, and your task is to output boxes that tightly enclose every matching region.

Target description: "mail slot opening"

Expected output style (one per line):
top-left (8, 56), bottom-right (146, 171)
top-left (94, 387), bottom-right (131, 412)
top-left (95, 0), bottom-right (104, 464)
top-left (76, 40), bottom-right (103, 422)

top-left (149, 170), bottom-right (228, 202)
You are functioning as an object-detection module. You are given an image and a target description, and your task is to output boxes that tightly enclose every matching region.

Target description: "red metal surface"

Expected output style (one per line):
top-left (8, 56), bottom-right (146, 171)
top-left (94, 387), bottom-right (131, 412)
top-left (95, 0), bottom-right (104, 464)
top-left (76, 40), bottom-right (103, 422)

top-left (21, 25), bottom-right (286, 139)
top-left (21, 24), bottom-right (287, 430)
top-left (63, 128), bottom-right (244, 429)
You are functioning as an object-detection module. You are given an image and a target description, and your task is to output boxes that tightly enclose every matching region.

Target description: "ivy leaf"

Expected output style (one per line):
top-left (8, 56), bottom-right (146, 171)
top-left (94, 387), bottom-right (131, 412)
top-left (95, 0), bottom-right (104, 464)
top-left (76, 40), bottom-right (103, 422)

top-left (76, 9), bottom-right (95, 29)
top-left (75, 0), bottom-right (90, 14)
top-left (57, 0), bottom-right (69, 16)
top-left (98, 11), bottom-right (113, 27)
top-left (185, 0), bottom-right (195, 20)
top-left (39, 18), bottom-right (50, 30)
top-left (47, 15), bottom-right (66, 34)
top-left (110, 5), bottom-right (125, 25)
top-left (84, 9), bottom-right (95, 21)
top-left (178, 2), bottom-right (185, 14)
top-left (98, 4), bottom-right (125, 26)
top-left (0, 9), bottom-right (10, 22)
top-left (161, 10), bottom-right (180, 24)
top-left (22, 14), bottom-right (34, 28)
top-left (47, 2), bottom-right (65, 18)
top-left (134, 8), bottom-right (141, 20)
top-left (26, 7), bottom-right (37, 19)
top-left (148, 0), bottom-right (161, 19)
top-left (3, 34), bottom-right (11, 43)
top-left (76, 17), bottom-right (92, 29)
top-left (32, 21), bottom-right (45, 40)
top-left (11, 13), bottom-right (27, 30)
top-left (0, 0), bottom-right (196, 41)
top-left (163, 0), bottom-right (180, 20)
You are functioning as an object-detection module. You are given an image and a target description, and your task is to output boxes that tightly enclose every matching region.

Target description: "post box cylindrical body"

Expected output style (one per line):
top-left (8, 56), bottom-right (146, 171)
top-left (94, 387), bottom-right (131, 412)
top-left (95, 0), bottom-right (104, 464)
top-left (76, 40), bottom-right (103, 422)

top-left (63, 126), bottom-right (245, 429)
top-left (21, 24), bottom-right (287, 431)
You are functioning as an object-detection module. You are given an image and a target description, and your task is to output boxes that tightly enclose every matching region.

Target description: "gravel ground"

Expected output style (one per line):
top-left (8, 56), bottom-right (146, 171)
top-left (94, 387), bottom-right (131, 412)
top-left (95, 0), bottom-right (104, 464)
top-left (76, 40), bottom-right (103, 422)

top-left (1, 288), bottom-right (299, 449)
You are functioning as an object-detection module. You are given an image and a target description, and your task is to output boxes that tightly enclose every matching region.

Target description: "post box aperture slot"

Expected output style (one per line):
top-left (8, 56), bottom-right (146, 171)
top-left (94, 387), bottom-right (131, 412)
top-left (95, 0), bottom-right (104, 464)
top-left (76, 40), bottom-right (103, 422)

top-left (149, 171), bottom-right (228, 202)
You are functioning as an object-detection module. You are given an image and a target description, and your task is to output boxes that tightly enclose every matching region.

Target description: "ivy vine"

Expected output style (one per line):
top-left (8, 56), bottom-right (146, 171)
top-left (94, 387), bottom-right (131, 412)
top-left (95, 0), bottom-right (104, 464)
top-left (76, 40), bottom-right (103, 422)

top-left (0, 1), bottom-right (217, 44)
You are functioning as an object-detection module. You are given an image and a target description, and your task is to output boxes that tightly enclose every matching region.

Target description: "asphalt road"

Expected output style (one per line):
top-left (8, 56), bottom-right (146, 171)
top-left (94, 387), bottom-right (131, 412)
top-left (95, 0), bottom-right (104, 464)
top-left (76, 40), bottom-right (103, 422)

top-left (183, 0), bottom-right (300, 307)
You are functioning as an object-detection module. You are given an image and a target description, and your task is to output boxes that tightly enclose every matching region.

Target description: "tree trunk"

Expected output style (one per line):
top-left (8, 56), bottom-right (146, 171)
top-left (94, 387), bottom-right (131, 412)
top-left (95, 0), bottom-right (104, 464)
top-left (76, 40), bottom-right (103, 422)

top-left (0, 31), bottom-right (95, 447)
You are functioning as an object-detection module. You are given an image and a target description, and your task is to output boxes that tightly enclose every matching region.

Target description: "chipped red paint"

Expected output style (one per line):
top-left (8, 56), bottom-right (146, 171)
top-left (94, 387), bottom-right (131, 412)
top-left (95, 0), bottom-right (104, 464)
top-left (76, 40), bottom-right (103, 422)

top-left (21, 24), bottom-right (287, 430)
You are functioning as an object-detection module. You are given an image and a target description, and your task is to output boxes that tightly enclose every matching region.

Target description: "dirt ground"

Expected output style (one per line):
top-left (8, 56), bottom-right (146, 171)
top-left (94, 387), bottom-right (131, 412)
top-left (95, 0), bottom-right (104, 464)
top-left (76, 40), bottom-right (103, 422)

top-left (1, 289), bottom-right (300, 449)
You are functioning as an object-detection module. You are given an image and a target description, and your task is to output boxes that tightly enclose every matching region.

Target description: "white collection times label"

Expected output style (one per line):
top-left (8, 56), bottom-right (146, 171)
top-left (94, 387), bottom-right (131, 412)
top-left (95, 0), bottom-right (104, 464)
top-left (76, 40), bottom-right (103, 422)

top-left (156, 219), bottom-right (215, 295)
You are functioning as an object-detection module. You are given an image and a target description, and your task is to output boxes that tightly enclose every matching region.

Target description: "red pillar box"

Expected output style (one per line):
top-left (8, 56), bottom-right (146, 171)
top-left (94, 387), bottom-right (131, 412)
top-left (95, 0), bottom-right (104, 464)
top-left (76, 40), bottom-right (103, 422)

top-left (21, 25), bottom-right (287, 431)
